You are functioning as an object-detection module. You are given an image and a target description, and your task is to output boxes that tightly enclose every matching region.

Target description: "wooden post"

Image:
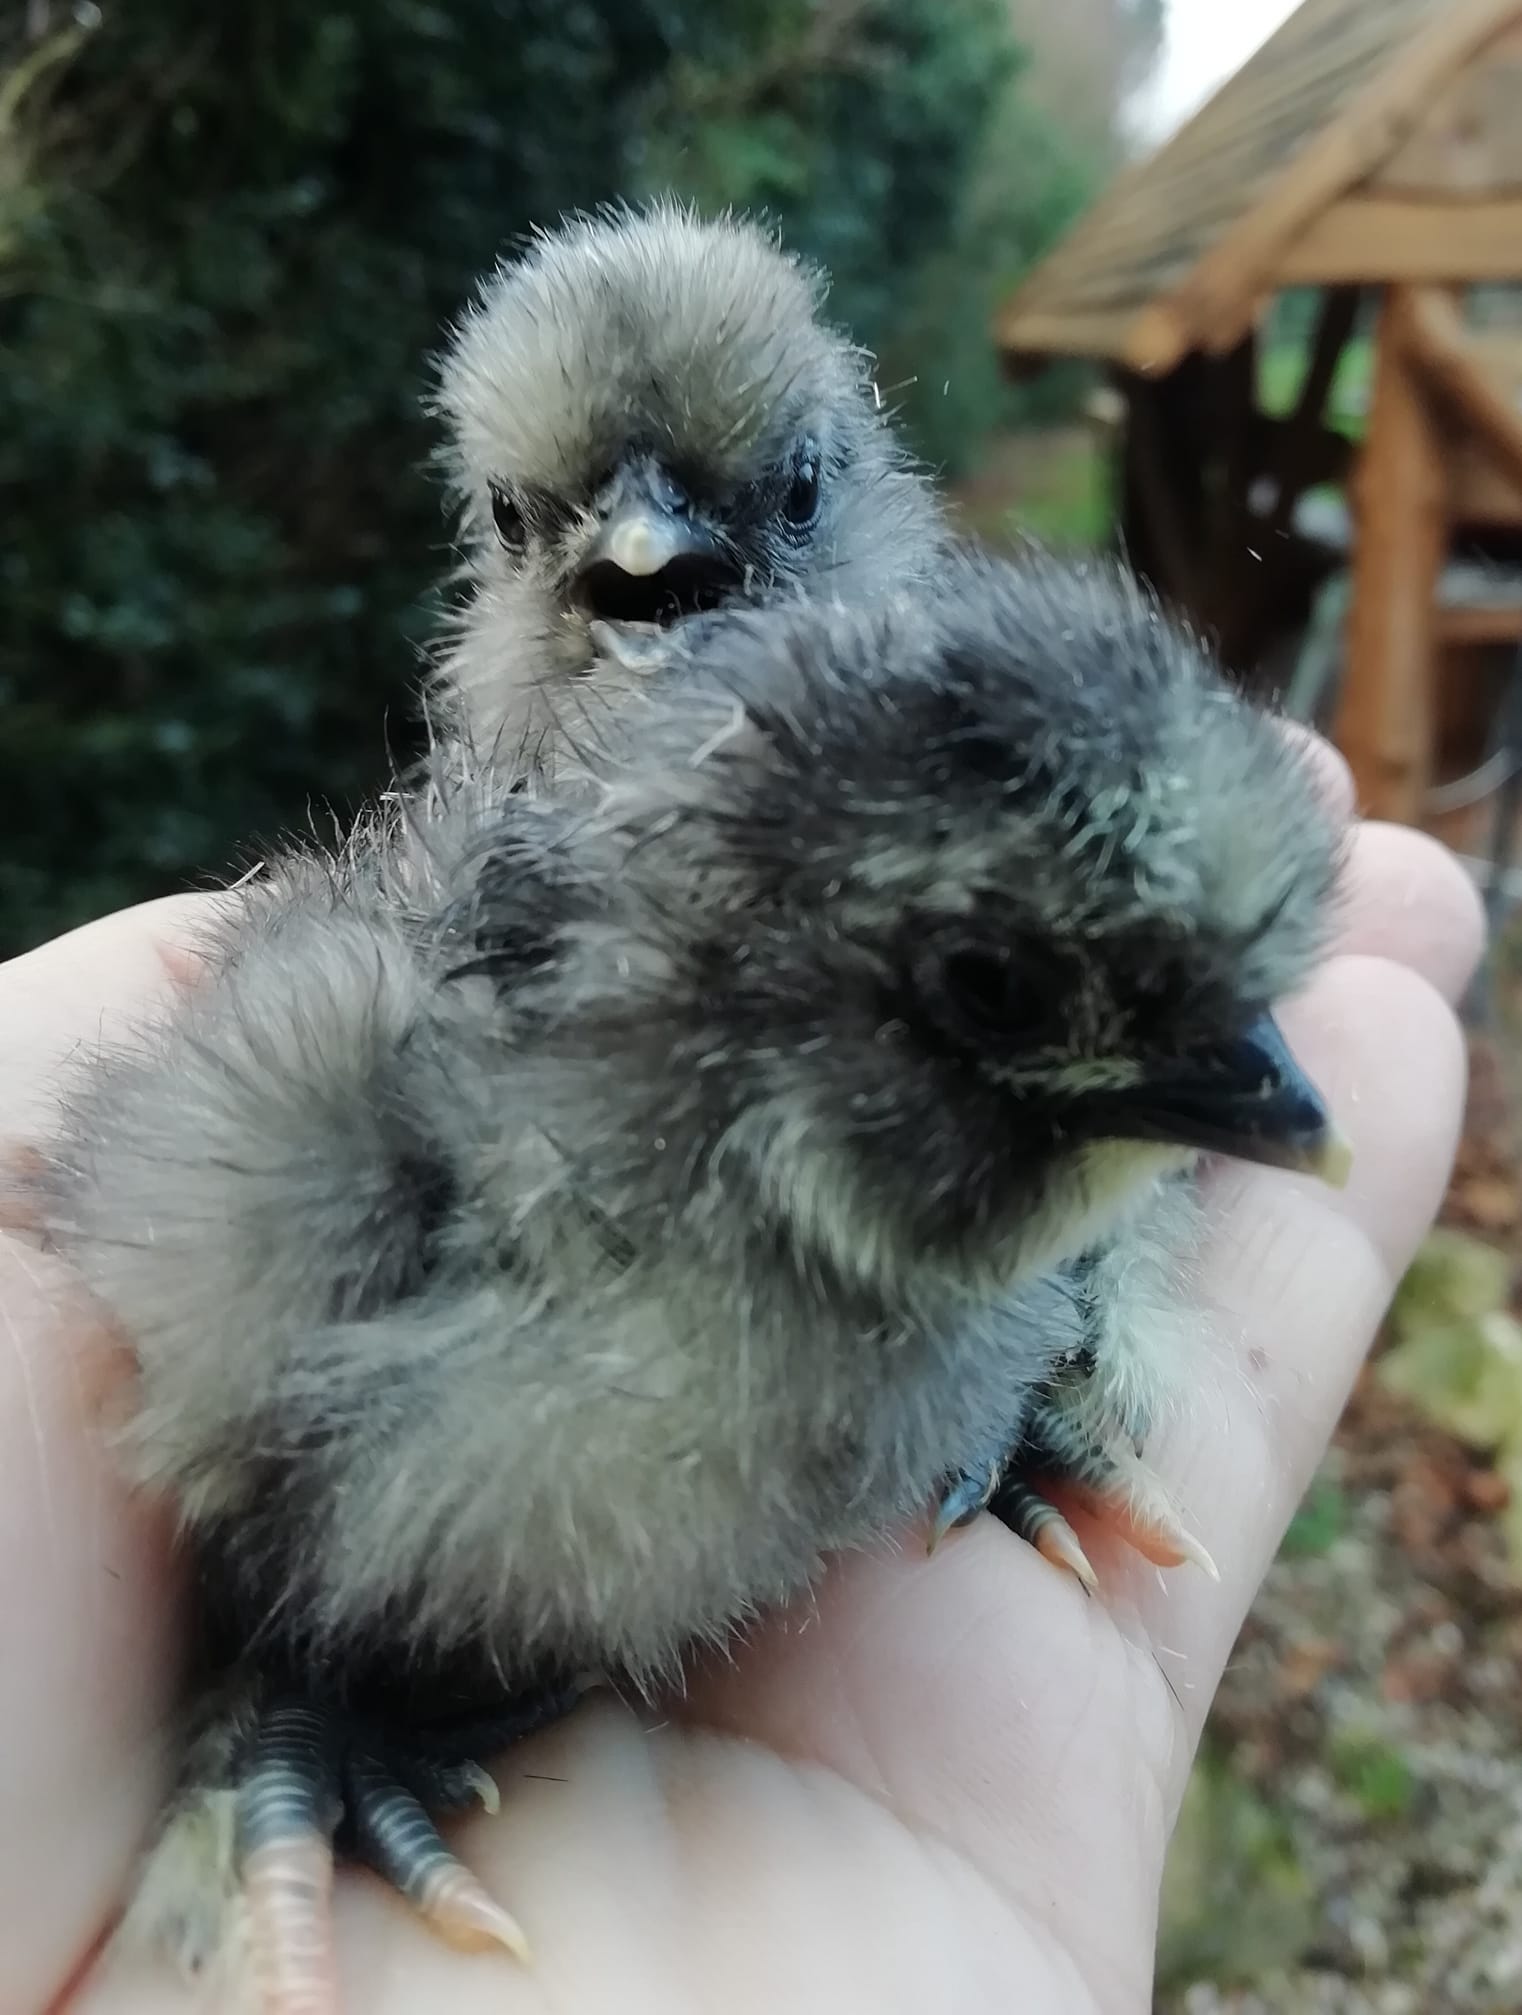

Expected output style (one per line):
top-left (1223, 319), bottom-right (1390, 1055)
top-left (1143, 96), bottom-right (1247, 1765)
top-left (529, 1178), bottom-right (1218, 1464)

top-left (1120, 358), bottom-right (1214, 619)
top-left (1402, 285), bottom-right (1522, 494)
top-left (1123, 380), bottom-right (1202, 613)
top-left (1334, 287), bottom-right (1449, 824)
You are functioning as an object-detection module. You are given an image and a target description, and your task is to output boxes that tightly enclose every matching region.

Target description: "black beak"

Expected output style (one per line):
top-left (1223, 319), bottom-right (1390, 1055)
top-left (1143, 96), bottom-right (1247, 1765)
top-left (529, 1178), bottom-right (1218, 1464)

top-left (1107, 1013), bottom-right (1352, 1187)
top-left (572, 459), bottom-right (741, 627)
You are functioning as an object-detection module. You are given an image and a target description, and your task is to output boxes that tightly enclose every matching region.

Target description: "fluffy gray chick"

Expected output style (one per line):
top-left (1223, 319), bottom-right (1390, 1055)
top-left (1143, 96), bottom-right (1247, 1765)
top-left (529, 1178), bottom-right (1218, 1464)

top-left (34, 551), bottom-right (1344, 2011)
top-left (429, 199), bottom-right (944, 771)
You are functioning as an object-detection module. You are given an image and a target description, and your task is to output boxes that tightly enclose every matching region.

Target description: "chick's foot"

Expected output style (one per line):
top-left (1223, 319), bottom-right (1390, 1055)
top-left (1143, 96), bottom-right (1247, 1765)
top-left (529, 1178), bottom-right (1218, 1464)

top-left (932, 1422), bottom-right (1217, 1590)
top-left (141, 1681), bottom-right (584, 2015)
top-left (930, 1458), bottom-right (1100, 1591)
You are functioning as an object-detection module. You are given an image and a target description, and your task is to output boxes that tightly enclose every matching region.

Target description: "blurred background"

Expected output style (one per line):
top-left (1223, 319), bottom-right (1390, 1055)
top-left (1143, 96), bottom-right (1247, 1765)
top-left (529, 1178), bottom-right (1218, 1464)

top-left (10, 3), bottom-right (1522, 2009)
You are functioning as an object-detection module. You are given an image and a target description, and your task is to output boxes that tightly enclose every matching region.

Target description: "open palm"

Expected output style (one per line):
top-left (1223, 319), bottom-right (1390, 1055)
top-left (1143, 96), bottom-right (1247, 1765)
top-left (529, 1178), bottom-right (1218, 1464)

top-left (1, 747), bottom-right (1481, 2014)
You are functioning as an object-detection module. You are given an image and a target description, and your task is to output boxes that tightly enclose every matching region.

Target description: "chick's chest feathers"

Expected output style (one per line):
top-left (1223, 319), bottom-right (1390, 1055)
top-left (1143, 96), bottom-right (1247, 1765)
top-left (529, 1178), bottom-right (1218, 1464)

top-left (248, 1220), bottom-right (1047, 1691)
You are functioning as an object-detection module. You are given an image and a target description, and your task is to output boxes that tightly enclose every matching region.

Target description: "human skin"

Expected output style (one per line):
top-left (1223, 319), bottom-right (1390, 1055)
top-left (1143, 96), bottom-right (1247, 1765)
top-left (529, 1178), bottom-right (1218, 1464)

top-left (0, 745), bottom-right (1483, 2014)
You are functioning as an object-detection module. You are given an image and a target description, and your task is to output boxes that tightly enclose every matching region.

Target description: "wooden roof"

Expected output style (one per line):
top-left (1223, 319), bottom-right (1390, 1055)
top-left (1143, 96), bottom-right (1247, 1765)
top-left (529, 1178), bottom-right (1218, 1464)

top-left (997, 0), bottom-right (1522, 375)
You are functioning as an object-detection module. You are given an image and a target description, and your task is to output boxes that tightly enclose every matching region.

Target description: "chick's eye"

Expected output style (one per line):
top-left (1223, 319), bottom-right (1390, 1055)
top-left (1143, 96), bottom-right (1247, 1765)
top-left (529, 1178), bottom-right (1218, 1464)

top-left (782, 451), bottom-right (821, 532)
top-left (489, 481), bottom-right (526, 554)
top-left (912, 942), bottom-right (1068, 1057)
top-left (941, 951), bottom-right (1017, 1031)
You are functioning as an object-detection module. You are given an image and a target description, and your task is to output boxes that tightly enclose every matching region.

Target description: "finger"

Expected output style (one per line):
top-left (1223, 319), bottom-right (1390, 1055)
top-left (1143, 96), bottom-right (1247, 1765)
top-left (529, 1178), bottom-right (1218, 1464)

top-left (1331, 821), bottom-right (1485, 1003)
top-left (1113, 952), bottom-right (1467, 1770)
top-left (681, 952), bottom-right (1464, 1998)
top-left (683, 1470), bottom-right (1174, 2007)
top-left (0, 901), bottom-right (221, 2007)
top-left (1280, 722), bottom-right (1354, 828)
top-left (0, 1247), bottom-right (183, 2015)
top-left (0, 895), bottom-right (228, 1143)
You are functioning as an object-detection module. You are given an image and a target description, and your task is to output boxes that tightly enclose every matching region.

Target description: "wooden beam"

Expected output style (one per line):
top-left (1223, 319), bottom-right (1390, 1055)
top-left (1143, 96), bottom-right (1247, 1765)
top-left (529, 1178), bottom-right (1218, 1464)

top-left (1279, 196), bottom-right (1522, 284)
top-left (1452, 447), bottom-right (1522, 528)
top-left (1334, 288), bottom-right (1450, 825)
top-left (995, 300), bottom-right (1187, 376)
top-left (1121, 303), bottom-right (1195, 378)
top-left (1400, 284), bottom-right (1522, 499)
top-left (1437, 601), bottom-right (1522, 647)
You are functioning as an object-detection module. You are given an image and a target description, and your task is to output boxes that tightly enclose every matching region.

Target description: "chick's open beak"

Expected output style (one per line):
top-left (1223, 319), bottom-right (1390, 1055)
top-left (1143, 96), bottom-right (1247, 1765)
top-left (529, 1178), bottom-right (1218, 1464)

top-left (573, 459), bottom-right (739, 630)
top-left (1112, 1013), bottom-right (1352, 1190)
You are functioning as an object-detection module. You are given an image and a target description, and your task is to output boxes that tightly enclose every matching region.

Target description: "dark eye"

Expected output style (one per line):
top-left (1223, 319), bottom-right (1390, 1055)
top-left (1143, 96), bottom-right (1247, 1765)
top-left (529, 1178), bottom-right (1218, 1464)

top-left (911, 941), bottom-right (1069, 1059)
top-left (782, 449), bottom-right (822, 532)
top-left (489, 481), bottom-right (526, 554)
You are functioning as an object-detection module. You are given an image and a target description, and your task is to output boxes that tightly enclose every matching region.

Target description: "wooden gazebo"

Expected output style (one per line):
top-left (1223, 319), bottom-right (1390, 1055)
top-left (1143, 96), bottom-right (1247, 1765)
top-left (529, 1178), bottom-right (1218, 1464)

top-left (997, 0), bottom-right (1522, 827)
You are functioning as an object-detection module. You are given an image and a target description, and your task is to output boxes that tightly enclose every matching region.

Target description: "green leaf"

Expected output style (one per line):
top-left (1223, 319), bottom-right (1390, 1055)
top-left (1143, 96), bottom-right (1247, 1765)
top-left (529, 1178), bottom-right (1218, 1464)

top-left (1329, 1729), bottom-right (1417, 1822)
top-left (1381, 1230), bottom-right (1522, 1455)
top-left (1280, 1478), bottom-right (1346, 1560)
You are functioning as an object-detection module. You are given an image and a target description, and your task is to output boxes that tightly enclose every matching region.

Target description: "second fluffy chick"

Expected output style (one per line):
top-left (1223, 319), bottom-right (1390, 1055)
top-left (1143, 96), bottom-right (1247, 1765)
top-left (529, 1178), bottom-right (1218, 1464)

top-left (430, 200), bottom-right (944, 770)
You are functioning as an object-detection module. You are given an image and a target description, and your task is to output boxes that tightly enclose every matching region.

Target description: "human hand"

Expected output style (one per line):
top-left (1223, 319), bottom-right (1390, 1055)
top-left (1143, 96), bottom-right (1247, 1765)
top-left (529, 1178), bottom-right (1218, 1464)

top-left (1, 752), bottom-right (1482, 2012)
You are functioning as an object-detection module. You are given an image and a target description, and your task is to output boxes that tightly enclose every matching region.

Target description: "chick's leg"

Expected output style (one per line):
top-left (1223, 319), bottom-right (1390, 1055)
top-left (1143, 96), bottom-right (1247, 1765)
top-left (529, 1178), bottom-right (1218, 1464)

top-left (933, 1193), bottom-right (1217, 1587)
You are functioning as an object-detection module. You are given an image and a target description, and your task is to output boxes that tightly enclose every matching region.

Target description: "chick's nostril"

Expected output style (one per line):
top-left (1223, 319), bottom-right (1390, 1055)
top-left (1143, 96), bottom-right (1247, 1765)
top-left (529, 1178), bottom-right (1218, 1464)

top-left (656, 472), bottom-right (691, 517)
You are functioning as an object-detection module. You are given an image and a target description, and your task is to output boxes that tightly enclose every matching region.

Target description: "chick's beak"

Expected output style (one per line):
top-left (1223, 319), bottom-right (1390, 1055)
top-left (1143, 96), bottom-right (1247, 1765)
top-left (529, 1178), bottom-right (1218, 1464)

top-left (1113, 1013), bottom-right (1352, 1189)
top-left (572, 460), bottom-right (738, 630)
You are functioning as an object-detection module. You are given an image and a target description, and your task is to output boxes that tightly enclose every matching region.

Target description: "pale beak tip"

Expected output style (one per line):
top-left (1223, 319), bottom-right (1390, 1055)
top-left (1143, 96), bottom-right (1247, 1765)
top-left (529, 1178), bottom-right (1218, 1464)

top-left (1309, 1121), bottom-right (1355, 1191)
top-left (606, 515), bottom-right (672, 578)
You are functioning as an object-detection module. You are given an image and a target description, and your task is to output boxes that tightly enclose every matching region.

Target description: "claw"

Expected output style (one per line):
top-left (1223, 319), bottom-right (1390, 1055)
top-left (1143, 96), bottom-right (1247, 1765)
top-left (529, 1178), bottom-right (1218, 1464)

top-left (414, 1859), bottom-right (531, 1961)
top-left (457, 1762), bottom-right (502, 1817)
top-left (1067, 1479), bottom-right (1220, 1580)
top-left (927, 1461), bottom-right (1002, 1552)
top-left (995, 1480), bottom-right (1099, 1593)
top-left (347, 1756), bottom-right (530, 1963)
top-left (1028, 1510), bottom-right (1100, 1594)
top-left (406, 1756), bottom-right (502, 1816)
